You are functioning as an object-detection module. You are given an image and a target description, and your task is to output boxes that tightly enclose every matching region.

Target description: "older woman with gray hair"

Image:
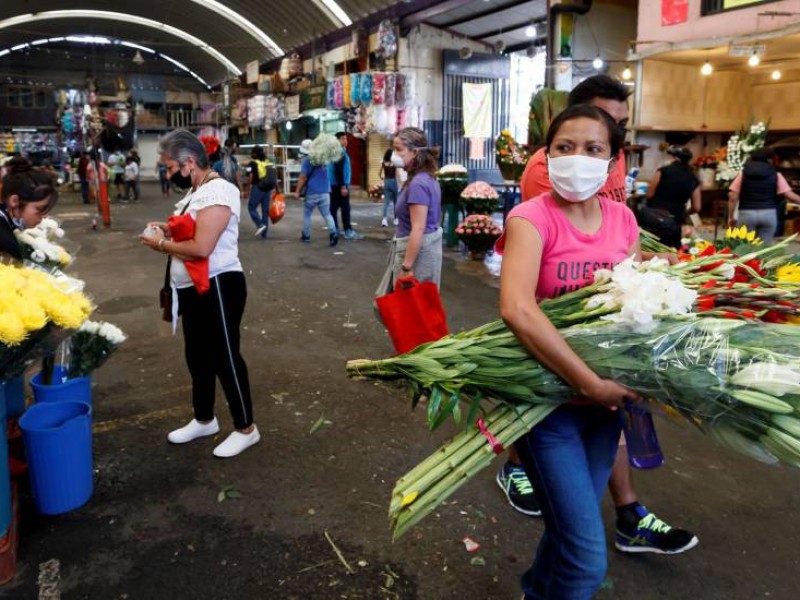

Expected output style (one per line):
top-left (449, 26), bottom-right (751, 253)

top-left (139, 129), bottom-right (259, 458)
top-left (376, 127), bottom-right (443, 297)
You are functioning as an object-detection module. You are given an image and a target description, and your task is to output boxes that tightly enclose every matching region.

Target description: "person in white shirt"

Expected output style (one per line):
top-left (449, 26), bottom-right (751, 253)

top-left (139, 129), bottom-right (260, 458)
top-left (124, 156), bottom-right (139, 201)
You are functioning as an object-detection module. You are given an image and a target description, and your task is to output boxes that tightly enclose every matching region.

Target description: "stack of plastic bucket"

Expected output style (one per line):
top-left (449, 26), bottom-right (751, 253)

top-left (20, 367), bottom-right (93, 515)
top-left (1, 376), bottom-right (26, 419)
top-left (30, 366), bottom-right (91, 406)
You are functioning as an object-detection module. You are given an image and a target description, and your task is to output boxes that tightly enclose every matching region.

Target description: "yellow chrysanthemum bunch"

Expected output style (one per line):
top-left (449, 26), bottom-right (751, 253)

top-left (0, 264), bottom-right (92, 346)
top-left (726, 225), bottom-right (762, 245)
top-left (776, 264), bottom-right (800, 284)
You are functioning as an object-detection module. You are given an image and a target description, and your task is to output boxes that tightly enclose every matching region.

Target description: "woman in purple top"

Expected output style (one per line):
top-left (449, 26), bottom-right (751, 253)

top-left (376, 127), bottom-right (443, 297)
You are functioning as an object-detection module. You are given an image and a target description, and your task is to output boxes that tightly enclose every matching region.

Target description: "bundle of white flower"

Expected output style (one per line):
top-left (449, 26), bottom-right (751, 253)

top-left (309, 133), bottom-right (344, 166)
top-left (68, 320), bottom-right (127, 378)
top-left (14, 218), bottom-right (72, 267)
top-left (438, 163), bottom-right (468, 175)
top-left (585, 257), bottom-right (698, 332)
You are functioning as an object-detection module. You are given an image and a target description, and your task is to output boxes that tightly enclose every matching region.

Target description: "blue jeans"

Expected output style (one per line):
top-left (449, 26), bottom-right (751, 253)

top-left (80, 180), bottom-right (90, 204)
top-left (738, 208), bottom-right (778, 245)
top-left (515, 405), bottom-right (621, 600)
top-left (248, 186), bottom-right (272, 234)
top-left (303, 193), bottom-right (337, 238)
top-left (383, 179), bottom-right (398, 219)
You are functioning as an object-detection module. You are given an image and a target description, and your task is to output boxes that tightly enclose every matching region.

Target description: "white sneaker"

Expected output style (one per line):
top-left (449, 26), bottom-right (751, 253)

top-left (213, 426), bottom-right (261, 458)
top-left (381, 218), bottom-right (388, 227)
top-left (167, 418), bottom-right (220, 444)
top-left (393, 218), bottom-right (399, 226)
top-left (255, 225), bottom-right (267, 237)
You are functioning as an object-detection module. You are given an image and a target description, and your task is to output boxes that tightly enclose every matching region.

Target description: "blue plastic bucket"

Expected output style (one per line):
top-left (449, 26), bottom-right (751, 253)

top-left (19, 401), bottom-right (93, 515)
top-left (1, 375), bottom-right (27, 419)
top-left (30, 366), bottom-right (92, 406)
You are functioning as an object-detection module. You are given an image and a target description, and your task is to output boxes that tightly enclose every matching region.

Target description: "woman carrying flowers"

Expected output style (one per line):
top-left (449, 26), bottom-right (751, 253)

top-left (497, 105), bottom-right (641, 599)
top-left (0, 157), bottom-right (58, 260)
top-left (376, 128), bottom-right (442, 296)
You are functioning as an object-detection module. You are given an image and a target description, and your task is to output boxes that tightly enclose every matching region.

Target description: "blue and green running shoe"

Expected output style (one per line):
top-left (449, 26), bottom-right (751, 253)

top-left (615, 504), bottom-right (699, 554)
top-left (496, 462), bottom-right (541, 517)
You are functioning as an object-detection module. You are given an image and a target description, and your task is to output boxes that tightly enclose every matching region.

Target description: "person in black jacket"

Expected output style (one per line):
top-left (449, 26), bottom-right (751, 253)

top-left (728, 148), bottom-right (800, 244)
top-left (643, 146), bottom-right (701, 248)
top-left (0, 157), bottom-right (58, 259)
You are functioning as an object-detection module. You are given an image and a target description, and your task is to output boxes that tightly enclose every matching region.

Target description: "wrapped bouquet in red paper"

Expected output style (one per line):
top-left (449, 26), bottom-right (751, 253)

top-left (167, 214), bottom-right (209, 294)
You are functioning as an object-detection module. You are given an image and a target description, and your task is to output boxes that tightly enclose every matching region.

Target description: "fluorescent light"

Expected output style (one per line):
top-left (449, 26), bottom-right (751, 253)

top-left (592, 55), bottom-right (603, 70)
top-left (0, 50), bottom-right (8, 57)
top-left (161, 54), bottom-right (191, 73)
top-left (525, 24), bottom-right (536, 38)
top-left (47, 37), bottom-right (65, 43)
top-left (10, 43), bottom-right (29, 51)
top-left (772, 70), bottom-right (782, 80)
top-left (31, 39), bottom-right (49, 46)
top-left (311, 0), bottom-right (353, 27)
top-left (186, 0), bottom-right (283, 56)
top-left (748, 53), bottom-right (760, 67)
top-left (66, 35), bottom-right (111, 44)
top-left (0, 11), bottom-right (241, 75)
top-left (701, 61), bottom-right (713, 76)
top-left (621, 66), bottom-right (632, 80)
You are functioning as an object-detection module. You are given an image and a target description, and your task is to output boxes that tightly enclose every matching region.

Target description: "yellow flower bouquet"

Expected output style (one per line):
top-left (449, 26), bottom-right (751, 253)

top-left (0, 263), bottom-right (92, 378)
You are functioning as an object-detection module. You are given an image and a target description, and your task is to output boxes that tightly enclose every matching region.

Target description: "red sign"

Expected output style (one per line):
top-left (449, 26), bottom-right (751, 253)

top-left (662, 0), bottom-right (689, 26)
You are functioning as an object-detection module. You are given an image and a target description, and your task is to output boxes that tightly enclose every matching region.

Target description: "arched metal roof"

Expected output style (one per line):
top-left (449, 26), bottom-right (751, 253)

top-left (0, 0), bottom-right (408, 84)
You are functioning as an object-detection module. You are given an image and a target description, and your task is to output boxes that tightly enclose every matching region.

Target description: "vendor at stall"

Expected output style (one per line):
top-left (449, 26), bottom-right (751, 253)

top-left (728, 148), bottom-right (800, 244)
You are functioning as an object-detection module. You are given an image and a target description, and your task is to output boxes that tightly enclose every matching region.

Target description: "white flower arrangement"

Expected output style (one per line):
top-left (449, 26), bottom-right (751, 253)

top-left (586, 257), bottom-right (698, 332)
top-left (716, 121), bottom-right (768, 185)
top-left (438, 163), bottom-right (468, 175)
top-left (79, 320), bottom-right (127, 344)
top-left (14, 218), bottom-right (72, 267)
top-left (308, 133), bottom-right (344, 166)
top-left (68, 319), bottom-right (126, 378)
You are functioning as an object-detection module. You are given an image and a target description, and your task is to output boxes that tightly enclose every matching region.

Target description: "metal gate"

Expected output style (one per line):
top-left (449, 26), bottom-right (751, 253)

top-left (442, 49), bottom-right (511, 183)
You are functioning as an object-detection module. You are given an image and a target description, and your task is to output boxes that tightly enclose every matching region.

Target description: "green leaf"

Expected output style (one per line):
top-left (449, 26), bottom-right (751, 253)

top-left (464, 391), bottom-right (484, 427)
top-left (226, 489), bottom-right (242, 499)
top-left (309, 414), bottom-right (327, 434)
top-left (427, 386), bottom-right (443, 428)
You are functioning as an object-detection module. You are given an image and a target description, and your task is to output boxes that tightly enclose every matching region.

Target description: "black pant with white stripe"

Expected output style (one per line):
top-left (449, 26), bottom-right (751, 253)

top-left (178, 271), bottom-right (253, 430)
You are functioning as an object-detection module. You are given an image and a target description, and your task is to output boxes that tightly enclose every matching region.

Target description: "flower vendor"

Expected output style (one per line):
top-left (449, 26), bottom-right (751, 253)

top-left (497, 105), bottom-right (693, 599)
top-left (500, 78), bottom-right (696, 556)
top-left (728, 147), bottom-right (800, 244)
top-left (139, 129), bottom-right (260, 459)
top-left (643, 146), bottom-right (701, 249)
top-left (0, 157), bottom-right (59, 260)
top-left (375, 127), bottom-right (443, 296)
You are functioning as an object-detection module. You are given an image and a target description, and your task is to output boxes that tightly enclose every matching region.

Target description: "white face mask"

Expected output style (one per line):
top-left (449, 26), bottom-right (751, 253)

top-left (548, 154), bottom-right (611, 202)
top-left (390, 152), bottom-right (406, 168)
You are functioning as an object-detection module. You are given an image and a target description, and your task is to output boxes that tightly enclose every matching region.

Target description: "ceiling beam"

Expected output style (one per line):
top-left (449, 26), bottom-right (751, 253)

top-left (504, 36), bottom-right (547, 55)
top-left (401, 0), bottom-right (478, 27)
top-left (473, 17), bottom-right (547, 40)
top-left (439, 0), bottom-right (535, 29)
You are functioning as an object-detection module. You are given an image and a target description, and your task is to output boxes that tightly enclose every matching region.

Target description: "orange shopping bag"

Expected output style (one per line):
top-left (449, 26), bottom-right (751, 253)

top-left (269, 193), bottom-right (285, 224)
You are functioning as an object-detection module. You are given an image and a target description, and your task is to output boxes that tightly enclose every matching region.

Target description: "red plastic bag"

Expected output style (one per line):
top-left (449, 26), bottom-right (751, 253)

top-left (376, 278), bottom-right (449, 354)
top-left (270, 193), bottom-right (286, 224)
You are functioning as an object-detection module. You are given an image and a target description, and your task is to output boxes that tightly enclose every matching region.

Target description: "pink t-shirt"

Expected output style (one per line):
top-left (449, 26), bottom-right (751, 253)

top-left (729, 171), bottom-right (791, 194)
top-left (496, 193), bottom-right (639, 300)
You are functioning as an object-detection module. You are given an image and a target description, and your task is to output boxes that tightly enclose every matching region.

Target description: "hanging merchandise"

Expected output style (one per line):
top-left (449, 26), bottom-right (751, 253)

top-left (360, 72), bottom-right (373, 105)
top-left (366, 105), bottom-right (378, 134)
top-left (396, 107), bottom-right (408, 131)
top-left (288, 52), bottom-right (303, 79)
top-left (404, 72), bottom-right (416, 106)
top-left (372, 72), bottom-right (386, 105)
top-left (384, 72), bottom-right (397, 108)
top-left (248, 95), bottom-right (266, 127)
top-left (373, 105), bottom-right (389, 135)
top-left (326, 81), bottom-right (336, 109)
top-left (334, 77), bottom-right (345, 109)
top-left (349, 73), bottom-right (360, 107)
top-left (384, 106), bottom-right (398, 135)
top-left (234, 98), bottom-right (248, 123)
top-left (279, 57), bottom-right (291, 81)
top-left (395, 73), bottom-right (406, 109)
top-left (353, 106), bottom-right (368, 138)
top-left (343, 74), bottom-right (352, 108)
top-left (351, 28), bottom-right (367, 58)
top-left (375, 20), bottom-right (398, 59)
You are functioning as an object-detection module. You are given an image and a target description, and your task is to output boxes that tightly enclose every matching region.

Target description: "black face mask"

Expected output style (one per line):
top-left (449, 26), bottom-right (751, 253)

top-left (170, 170), bottom-right (192, 189)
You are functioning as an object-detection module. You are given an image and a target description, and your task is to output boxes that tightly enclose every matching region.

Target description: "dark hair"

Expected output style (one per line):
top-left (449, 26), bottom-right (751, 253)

top-left (224, 138), bottom-right (236, 149)
top-left (383, 148), bottom-right (393, 162)
top-left (568, 75), bottom-right (631, 107)
top-left (395, 127), bottom-right (439, 180)
top-left (1, 157), bottom-right (58, 210)
top-left (251, 145), bottom-right (266, 161)
top-left (749, 147), bottom-right (776, 163)
top-left (667, 145), bottom-right (693, 165)
top-left (158, 129), bottom-right (210, 169)
top-left (545, 104), bottom-right (624, 158)
top-left (335, 132), bottom-right (347, 140)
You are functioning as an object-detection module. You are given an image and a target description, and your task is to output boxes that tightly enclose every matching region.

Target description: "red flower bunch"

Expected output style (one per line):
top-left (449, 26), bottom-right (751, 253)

top-left (199, 135), bottom-right (220, 158)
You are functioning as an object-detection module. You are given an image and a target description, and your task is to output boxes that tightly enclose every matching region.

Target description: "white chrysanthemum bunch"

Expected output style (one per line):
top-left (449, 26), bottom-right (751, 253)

top-left (309, 133), bottom-right (344, 166)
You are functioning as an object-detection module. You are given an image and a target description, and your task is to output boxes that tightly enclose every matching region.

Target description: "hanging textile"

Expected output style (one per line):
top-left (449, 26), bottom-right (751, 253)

top-left (462, 83), bottom-right (492, 138)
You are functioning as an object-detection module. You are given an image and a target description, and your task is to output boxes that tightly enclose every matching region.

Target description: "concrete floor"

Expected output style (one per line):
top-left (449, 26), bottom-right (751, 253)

top-left (4, 182), bottom-right (800, 599)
